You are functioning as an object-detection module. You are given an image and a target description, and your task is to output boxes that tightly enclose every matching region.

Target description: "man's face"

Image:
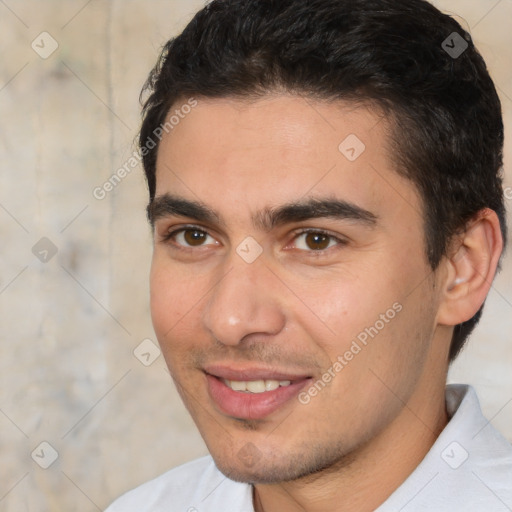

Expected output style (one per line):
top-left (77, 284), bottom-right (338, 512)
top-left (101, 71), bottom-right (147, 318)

top-left (149, 95), bottom-right (447, 483)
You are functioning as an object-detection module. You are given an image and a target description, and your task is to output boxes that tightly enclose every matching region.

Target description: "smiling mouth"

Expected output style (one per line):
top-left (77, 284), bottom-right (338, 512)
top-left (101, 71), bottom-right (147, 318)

top-left (204, 370), bottom-right (313, 420)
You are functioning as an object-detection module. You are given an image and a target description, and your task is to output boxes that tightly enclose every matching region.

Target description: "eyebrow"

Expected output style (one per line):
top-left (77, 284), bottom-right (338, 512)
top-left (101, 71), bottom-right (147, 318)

top-left (147, 193), bottom-right (378, 230)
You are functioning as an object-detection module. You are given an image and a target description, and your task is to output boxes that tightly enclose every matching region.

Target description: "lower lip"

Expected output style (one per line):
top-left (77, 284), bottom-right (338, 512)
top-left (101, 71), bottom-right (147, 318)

top-left (206, 374), bottom-right (310, 420)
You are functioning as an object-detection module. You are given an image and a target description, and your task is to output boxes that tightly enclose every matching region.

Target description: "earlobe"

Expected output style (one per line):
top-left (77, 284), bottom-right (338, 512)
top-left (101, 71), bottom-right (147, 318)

top-left (437, 208), bottom-right (503, 326)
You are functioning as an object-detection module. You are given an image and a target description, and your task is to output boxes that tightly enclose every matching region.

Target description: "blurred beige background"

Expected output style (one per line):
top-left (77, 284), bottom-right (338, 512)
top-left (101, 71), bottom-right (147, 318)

top-left (0, 0), bottom-right (510, 510)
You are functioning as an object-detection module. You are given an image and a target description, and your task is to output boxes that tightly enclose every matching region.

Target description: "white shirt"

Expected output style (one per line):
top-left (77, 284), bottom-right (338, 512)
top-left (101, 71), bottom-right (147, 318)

top-left (105, 384), bottom-right (512, 511)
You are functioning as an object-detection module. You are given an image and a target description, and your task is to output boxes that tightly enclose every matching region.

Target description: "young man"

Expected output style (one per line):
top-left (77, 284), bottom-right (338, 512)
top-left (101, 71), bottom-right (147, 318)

top-left (106, 0), bottom-right (512, 510)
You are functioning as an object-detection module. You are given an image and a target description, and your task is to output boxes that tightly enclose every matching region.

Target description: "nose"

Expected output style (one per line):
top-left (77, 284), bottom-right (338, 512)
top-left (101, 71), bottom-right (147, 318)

top-left (202, 255), bottom-right (287, 346)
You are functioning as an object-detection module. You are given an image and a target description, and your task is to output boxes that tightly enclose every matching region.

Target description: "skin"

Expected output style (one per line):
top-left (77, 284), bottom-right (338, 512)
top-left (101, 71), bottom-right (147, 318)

top-left (149, 95), bottom-right (502, 512)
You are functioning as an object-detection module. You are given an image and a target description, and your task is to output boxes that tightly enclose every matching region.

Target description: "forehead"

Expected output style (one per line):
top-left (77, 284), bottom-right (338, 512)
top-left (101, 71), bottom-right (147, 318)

top-left (154, 95), bottom-right (422, 229)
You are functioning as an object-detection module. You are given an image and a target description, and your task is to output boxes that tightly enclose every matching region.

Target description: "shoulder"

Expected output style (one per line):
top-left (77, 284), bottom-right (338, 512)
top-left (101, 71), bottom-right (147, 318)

top-left (378, 384), bottom-right (512, 511)
top-left (104, 455), bottom-right (253, 512)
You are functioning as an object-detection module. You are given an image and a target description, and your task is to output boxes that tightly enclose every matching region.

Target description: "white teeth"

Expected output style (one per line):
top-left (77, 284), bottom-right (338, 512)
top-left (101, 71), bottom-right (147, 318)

top-left (230, 380), bottom-right (247, 392)
top-left (224, 379), bottom-right (293, 393)
top-left (265, 380), bottom-right (280, 391)
top-left (247, 380), bottom-right (266, 393)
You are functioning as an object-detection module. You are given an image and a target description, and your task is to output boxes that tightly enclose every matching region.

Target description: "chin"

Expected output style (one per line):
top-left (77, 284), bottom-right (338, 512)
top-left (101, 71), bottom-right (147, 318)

top-left (213, 458), bottom-right (297, 485)
top-left (210, 442), bottom-right (357, 485)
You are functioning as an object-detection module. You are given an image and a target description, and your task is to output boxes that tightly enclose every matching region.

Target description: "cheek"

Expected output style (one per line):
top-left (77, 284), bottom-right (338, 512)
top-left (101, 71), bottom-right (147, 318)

top-left (342, 282), bottom-right (436, 403)
top-left (300, 259), bottom-right (433, 376)
top-left (292, 266), bottom-right (399, 350)
top-left (150, 263), bottom-right (175, 337)
top-left (149, 257), bottom-right (201, 348)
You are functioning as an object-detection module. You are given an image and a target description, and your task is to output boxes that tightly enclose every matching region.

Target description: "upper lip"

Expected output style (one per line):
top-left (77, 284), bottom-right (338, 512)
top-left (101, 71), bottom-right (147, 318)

top-left (203, 363), bottom-right (312, 382)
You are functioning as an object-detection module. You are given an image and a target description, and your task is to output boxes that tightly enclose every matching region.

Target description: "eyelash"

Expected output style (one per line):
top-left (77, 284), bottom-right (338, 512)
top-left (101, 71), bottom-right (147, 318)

top-left (161, 225), bottom-right (347, 254)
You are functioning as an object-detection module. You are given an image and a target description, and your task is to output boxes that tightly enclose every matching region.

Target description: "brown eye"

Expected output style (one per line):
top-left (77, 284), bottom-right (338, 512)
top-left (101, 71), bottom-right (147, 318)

top-left (304, 232), bottom-right (331, 250)
top-left (183, 229), bottom-right (208, 246)
top-left (166, 227), bottom-right (216, 248)
top-left (292, 230), bottom-right (345, 253)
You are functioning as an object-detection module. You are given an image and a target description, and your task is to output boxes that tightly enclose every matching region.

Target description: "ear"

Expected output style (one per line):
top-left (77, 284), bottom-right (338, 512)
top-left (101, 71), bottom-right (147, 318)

top-left (436, 208), bottom-right (503, 326)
